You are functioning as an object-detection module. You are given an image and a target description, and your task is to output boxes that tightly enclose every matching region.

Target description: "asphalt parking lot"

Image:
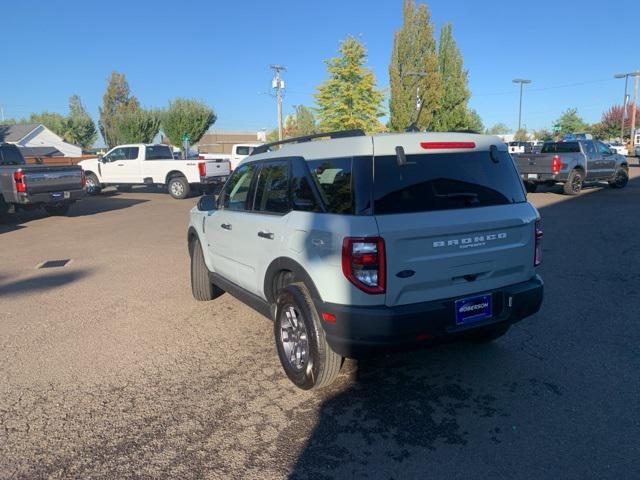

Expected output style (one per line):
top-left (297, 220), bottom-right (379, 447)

top-left (1, 166), bottom-right (640, 479)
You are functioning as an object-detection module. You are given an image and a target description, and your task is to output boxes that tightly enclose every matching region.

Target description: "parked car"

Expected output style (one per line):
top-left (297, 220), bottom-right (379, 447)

top-left (187, 130), bottom-right (544, 389)
top-left (607, 142), bottom-right (629, 157)
top-left (0, 142), bottom-right (85, 220)
top-left (229, 144), bottom-right (262, 170)
top-left (513, 139), bottom-right (629, 194)
top-left (508, 141), bottom-right (530, 154)
top-left (79, 144), bottom-right (231, 199)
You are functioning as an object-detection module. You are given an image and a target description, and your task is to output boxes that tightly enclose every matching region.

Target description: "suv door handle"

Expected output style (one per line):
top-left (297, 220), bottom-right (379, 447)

top-left (258, 231), bottom-right (274, 240)
top-left (221, 223), bottom-right (232, 230)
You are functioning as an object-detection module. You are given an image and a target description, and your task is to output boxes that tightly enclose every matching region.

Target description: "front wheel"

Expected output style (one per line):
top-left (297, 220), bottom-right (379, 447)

top-left (274, 283), bottom-right (343, 390)
top-left (608, 166), bottom-right (629, 189)
top-left (168, 176), bottom-right (190, 199)
top-left (44, 202), bottom-right (71, 216)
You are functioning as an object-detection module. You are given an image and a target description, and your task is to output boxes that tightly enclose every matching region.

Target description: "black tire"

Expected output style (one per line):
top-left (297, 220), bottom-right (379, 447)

top-left (190, 239), bottom-right (224, 301)
top-left (274, 282), bottom-right (343, 390)
top-left (563, 169), bottom-right (583, 195)
top-left (168, 176), bottom-right (190, 199)
top-left (469, 323), bottom-right (511, 343)
top-left (116, 185), bottom-right (133, 192)
top-left (524, 181), bottom-right (538, 193)
top-left (44, 203), bottom-right (71, 216)
top-left (608, 166), bottom-right (629, 189)
top-left (0, 196), bottom-right (10, 222)
top-left (85, 173), bottom-right (102, 195)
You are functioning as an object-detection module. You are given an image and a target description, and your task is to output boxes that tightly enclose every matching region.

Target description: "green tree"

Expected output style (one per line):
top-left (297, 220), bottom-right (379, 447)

top-left (487, 123), bottom-right (511, 135)
top-left (67, 95), bottom-right (97, 150)
top-left (514, 128), bottom-right (529, 141)
top-left (432, 23), bottom-right (470, 131)
top-left (464, 109), bottom-right (484, 133)
top-left (161, 98), bottom-right (216, 152)
top-left (388, 0), bottom-right (442, 131)
top-left (114, 109), bottom-right (161, 144)
top-left (315, 35), bottom-right (385, 132)
top-left (553, 108), bottom-right (588, 135)
top-left (99, 72), bottom-right (140, 148)
top-left (285, 105), bottom-right (317, 137)
top-left (533, 128), bottom-right (553, 141)
top-left (29, 112), bottom-right (70, 139)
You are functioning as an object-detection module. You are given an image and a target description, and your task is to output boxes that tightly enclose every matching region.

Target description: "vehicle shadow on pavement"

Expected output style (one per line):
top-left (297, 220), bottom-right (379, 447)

top-left (288, 175), bottom-right (640, 479)
top-left (0, 269), bottom-right (92, 297)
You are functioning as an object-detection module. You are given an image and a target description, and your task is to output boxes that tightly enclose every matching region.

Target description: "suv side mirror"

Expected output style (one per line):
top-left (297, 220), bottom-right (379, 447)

top-left (197, 195), bottom-right (217, 212)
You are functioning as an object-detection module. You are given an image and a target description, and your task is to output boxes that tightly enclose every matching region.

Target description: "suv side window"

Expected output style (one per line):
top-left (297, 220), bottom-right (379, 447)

top-left (291, 159), bottom-right (322, 212)
top-left (253, 161), bottom-right (290, 214)
top-left (307, 157), bottom-right (354, 214)
top-left (222, 163), bottom-right (257, 211)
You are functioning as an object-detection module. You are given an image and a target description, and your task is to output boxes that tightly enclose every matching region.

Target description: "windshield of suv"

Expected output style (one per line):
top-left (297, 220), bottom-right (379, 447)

top-left (373, 151), bottom-right (525, 215)
top-left (541, 142), bottom-right (581, 153)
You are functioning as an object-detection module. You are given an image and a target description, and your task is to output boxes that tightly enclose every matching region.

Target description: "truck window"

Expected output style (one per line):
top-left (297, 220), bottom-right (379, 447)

top-left (126, 147), bottom-right (139, 160)
top-left (307, 157), bottom-right (354, 214)
top-left (145, 145), bottom-right (173, 160)
top-left (235, 146), bottom-right (253, 156)
top-left (253, 161), bottom-right (290, 214)
top-left (0, 145), bottom-right (25, 165)
top-left (373, 150), bottom-right (526, 215)
top-left (541, 142), bottom-right (580, 153)
top-left (104, 148), bottom-right (127, 162)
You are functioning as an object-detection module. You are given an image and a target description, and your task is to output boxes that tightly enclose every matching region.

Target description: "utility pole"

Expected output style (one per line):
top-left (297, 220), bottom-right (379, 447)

top-left (630, 73), bottom-right (639, 149)
top-left (270, 65), bottom-right (286, 141)
top-left (512, 78), bottom-right (532, 131)
top-left (615, 71), bottom-right (640, 143)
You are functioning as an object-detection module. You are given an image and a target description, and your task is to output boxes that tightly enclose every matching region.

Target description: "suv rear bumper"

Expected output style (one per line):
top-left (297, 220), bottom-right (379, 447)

top-left (317, 275), bottom-right (543, 358)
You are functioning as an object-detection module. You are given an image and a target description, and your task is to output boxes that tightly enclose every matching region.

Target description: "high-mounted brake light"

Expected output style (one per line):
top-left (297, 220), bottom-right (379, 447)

top-left (198, 161), bottom-right (207, 177)
top-left (551, 155), bottom-right (562, 174)
top-left (13, 169), bottom-right (26, 193)
top-left (342, 237), bottom-right (386, 294)
top-left (420, 141), bottom-right (476, 150)
top-left (534, 219), bottom-right (543, 266)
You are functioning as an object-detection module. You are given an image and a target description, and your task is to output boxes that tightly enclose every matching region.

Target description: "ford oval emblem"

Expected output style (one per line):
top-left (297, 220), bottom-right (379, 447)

top-left (396, 270), bottom-right (415, 278)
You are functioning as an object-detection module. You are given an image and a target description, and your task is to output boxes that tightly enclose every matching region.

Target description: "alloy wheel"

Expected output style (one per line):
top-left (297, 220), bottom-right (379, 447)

top-left (279, 305), bottom-right (309, 371)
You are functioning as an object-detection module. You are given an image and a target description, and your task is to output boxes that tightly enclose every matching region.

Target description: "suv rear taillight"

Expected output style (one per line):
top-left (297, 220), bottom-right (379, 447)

top-left (13, 169), bottom-right (26, 193)
top-left (198, 161), bottom-right (206, 177)
top-left (551, 155), bottom-right (561, 174)
top-left (534, 219), bottom-right (543, 266)
top-left (342, 237), bottom-right (386, 294)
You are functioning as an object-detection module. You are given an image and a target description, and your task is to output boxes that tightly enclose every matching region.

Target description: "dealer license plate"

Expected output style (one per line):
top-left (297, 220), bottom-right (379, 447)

top-left (454, 294), bottom-right (492, 326)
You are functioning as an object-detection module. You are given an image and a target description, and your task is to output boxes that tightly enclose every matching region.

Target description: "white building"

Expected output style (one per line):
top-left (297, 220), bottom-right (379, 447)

top-left (0, 123), bottom-right (82, 157)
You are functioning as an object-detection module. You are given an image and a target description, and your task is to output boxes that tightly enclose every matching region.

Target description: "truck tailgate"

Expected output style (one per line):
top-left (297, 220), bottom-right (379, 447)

top-left (205, 160), bottom-right (231, 177)
top-left (512, 153), bottom-right (556, 175)
top-left (21, 165), bottom-right (84, 194)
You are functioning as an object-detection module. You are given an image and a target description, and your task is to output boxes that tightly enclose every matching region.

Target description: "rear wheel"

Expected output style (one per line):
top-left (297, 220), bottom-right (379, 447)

top-left (563, 169), bottom-right (583, 195)
top-left (168, 176), bottom-right (190, 199)
top-left (44, 202), bottom-right (71, 216)
top-left (608, 166), bottom-right (629, 189)
top-left (275, 282), bottom-right (343, 390)
top-left (190, 239), bottom-right (224, 301)
top-left (0, 196), bottom-right (10, 222)
top-left (85, 173), bottom-right (101, 195)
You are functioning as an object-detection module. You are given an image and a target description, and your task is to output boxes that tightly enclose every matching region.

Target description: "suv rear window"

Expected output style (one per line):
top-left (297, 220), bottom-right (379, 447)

top-left (373, 151), bottom-right (526, 215)
top-left (541, 142), bottom-right (580, 153)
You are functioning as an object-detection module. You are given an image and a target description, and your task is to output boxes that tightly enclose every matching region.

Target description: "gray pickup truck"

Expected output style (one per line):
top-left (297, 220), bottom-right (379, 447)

top-left (513, 139), bottom-right (629, 195)
top-left (0, 143), bottom-right (85, 220)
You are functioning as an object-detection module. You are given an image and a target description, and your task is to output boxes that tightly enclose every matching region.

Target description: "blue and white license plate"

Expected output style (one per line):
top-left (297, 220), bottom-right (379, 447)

top-left (454, 294), bottom-right (492, 326)
top-left (50, 191), bottom-right (70, 200)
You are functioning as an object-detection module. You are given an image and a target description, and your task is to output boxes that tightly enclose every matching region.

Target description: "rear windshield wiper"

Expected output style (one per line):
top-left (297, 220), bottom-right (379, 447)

top-left (433, 192), bottom-right (480, 206)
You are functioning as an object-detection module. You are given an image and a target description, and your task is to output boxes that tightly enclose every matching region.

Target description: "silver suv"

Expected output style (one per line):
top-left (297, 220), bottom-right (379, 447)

top-left (188, 130), bottom-right (544, 390)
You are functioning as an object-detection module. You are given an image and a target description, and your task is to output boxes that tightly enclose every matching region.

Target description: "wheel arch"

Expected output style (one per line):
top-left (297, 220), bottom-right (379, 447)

top-left (264, 257), bottom-right (323, 305)
top-left (165, 170), bottom-right (187, 185)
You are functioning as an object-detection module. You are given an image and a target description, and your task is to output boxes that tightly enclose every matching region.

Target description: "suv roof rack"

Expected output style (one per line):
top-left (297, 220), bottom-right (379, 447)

top-left (250, 129), bottom-right (366, 155)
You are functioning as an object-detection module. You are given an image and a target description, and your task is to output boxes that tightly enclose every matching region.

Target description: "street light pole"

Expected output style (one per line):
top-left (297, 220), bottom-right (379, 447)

top-left (512, 78), bottom-right (532, 131)
top-left (630, 74), bottom-right (639, 149)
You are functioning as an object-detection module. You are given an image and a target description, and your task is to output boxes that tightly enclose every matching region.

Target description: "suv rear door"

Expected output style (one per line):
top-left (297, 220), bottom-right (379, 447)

top-left (372, 138), bottom-right (537, 307)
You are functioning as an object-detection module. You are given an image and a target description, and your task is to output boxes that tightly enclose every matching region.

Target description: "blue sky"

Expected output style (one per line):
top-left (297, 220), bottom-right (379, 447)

top-left (1, 0), bottom-right (637, 137)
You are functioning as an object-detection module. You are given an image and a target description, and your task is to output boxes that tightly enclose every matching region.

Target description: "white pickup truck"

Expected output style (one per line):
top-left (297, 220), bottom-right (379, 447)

top-left (79, 144), bottom-right (231, 199)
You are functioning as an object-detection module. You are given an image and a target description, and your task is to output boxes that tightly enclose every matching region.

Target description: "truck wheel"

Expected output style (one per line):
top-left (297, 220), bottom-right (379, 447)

top-left (469, 323), bottom-right (511, 343)
top-left (563, 169), bottom-right (583, 195)
top-left (190, 238), bottom-right (224, 301)
top-left (85, 173), bottom-right (102, 195)
top-left (44, 203), bottom-right (71, 216)
top-left (524, 181), bottom-right (537, 193)
top-left (168, 176), bottom-right (190, 199)
top-left (274, 282), bottom-right (343, 390)
top-left (608, 166), bottom-right (629, 189)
